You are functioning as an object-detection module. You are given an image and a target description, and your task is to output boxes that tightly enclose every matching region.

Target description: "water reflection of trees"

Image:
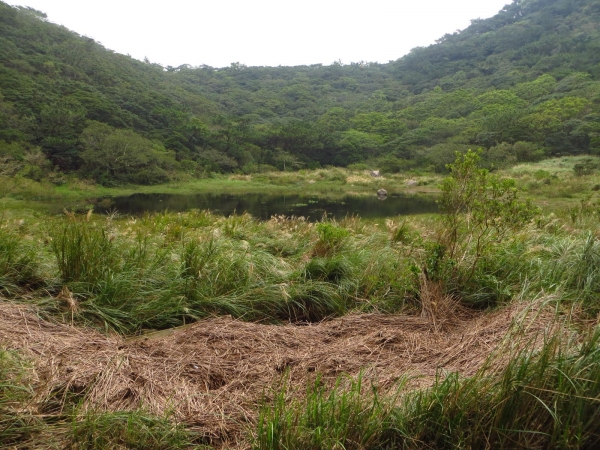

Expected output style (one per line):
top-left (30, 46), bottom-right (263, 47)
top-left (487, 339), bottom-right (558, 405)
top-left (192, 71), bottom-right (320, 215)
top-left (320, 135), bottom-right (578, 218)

top-left (98, 193), bottom-right (438, 220)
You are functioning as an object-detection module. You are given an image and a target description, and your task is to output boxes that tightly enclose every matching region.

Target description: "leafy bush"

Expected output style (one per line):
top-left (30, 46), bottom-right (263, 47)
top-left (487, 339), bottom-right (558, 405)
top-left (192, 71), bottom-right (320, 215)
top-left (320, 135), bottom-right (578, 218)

top-left (437, 150), bottom-right (539, 305)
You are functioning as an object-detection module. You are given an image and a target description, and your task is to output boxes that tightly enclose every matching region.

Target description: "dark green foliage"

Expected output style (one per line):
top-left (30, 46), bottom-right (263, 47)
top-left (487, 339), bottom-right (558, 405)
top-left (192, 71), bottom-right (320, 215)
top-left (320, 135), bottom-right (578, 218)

top-left (573, 157), bottom-right (600, 175)
top-left (79, 122), bottom-right (177, 186)
top-left (303, 256), bottom-right (351, 283)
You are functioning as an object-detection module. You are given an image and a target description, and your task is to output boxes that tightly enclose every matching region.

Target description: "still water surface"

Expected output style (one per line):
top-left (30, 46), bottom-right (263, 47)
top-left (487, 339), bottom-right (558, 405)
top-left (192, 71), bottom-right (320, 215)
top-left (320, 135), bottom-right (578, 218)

top-left (94, 192), bottom-right (438, 220)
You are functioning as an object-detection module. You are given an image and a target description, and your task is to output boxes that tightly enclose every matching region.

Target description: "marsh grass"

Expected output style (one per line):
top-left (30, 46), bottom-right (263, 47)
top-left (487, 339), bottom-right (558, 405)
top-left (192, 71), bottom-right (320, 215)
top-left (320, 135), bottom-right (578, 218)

top-left (69, 410), bottom-right (200, 450)
top-left (254, 373), bottom-right (402, 450)
top-left (52, 220), bottom-right (117, 285)
top-left (255, 326), bottom-right (600, 449)
top-left (0, 221), bottom-right (41, 295)
top-left (394, 327), bottom-right (600, 449)
top-left (530, 232), bottom-right (600, 313)
top-left (506, 156), bottom-right (600, 204)
top-left (3, 196), bottom-right (600, 448)
top-left (0, 195), bottom-right (597, 333)
top-left (0, 347), bottom-right (43, 447)
top-left (37, 212), bottom-right (417, 332)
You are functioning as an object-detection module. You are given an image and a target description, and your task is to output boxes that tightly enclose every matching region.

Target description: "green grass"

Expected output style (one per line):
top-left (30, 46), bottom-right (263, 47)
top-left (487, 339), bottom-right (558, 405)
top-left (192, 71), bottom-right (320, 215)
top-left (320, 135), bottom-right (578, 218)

top-left (69, 410), bottom-right (200, 450)
top-left (502, 155), bottom-right (600, 210)
top-left (0, 211), bottom-right (421, 333)
top-left (0, 194), bottom-right (599, 332)
top-left (0, 224), bottom-right (40, 296)
top-left (254, 373), bottom-right (402, 449)
top-left (0, 348), bottom-right (42, 447)
top-left (254, 326), bottom-right (600, 449)
top-left (393, 329), bottom-right (600, 449)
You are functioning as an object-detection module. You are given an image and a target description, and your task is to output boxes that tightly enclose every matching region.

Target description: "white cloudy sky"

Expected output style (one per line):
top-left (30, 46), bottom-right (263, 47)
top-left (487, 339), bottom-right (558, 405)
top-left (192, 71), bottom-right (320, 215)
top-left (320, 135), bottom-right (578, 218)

top-left (12, 0), bottom-right (511, 68)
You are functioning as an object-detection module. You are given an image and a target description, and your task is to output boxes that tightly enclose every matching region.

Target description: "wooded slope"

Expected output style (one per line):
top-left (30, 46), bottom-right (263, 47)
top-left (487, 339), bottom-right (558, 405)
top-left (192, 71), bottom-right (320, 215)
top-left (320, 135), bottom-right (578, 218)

top-left (1, 0), bottom-right (599, 184)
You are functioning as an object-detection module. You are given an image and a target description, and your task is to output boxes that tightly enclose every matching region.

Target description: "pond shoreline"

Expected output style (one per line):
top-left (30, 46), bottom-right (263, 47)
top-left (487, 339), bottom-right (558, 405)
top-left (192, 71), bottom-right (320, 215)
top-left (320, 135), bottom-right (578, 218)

top-left (91, 191), bottom-right (439, 220)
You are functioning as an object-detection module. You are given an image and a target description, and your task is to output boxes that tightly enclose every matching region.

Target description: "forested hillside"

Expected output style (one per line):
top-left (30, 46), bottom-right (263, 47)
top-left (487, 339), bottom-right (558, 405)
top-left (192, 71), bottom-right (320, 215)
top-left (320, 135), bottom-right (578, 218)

top-left (1, 0), bottom-right (600, 185)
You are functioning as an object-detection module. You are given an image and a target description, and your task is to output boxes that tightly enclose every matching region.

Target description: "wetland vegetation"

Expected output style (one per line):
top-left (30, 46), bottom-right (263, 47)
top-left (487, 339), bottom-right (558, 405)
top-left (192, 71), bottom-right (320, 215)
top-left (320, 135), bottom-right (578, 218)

top-left (2, 0), bottom-right (600, 447)
top-left (2, 152), bottom-right (600, 448)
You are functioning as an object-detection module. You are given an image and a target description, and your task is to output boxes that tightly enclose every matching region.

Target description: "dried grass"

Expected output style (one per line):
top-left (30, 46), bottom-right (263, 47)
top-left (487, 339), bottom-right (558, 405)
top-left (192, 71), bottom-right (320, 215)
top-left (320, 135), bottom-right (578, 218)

top-left (0, 299), bottom-right (561, 448)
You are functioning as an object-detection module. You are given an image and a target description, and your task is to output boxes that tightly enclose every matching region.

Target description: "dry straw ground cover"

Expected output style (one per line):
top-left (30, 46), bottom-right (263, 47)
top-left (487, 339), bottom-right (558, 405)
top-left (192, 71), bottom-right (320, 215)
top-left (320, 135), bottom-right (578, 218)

top-left (0, 296), bottom-right (562, 447)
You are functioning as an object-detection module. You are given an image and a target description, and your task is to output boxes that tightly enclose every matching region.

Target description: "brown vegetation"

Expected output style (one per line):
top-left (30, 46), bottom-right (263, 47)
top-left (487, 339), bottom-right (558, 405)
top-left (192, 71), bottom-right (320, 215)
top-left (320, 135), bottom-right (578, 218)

top-left (0, 298), bottom-right (561, 447)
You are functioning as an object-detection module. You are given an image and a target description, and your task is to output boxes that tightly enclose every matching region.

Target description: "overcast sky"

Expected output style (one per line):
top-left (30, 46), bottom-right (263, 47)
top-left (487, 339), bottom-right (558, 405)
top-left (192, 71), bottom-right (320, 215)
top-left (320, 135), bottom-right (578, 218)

top-left (12, 0), bottom-right (510, 68)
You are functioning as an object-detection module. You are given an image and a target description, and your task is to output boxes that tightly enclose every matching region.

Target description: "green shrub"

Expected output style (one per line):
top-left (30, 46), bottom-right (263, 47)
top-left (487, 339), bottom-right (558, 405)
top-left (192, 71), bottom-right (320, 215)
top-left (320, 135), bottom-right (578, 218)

top-left (437, 150), bottom-right (539, 305)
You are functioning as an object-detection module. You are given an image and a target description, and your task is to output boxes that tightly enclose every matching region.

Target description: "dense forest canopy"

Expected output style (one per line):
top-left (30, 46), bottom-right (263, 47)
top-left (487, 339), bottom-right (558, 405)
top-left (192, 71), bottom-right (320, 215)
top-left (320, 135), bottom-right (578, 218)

top-left (1, 0), bottom-right (599, 185)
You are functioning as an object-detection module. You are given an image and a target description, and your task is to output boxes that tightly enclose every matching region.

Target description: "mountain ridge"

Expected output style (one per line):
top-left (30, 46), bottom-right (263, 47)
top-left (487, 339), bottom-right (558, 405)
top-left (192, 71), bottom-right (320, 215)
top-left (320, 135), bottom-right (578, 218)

top-left (0, 0), bottom-right (599, 184)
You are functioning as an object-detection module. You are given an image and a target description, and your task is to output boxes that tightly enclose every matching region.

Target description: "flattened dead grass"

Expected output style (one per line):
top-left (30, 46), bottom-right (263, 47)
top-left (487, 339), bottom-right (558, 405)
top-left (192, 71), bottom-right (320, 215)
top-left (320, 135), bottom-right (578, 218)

top-left (0, 299), bottom-right (560, 447)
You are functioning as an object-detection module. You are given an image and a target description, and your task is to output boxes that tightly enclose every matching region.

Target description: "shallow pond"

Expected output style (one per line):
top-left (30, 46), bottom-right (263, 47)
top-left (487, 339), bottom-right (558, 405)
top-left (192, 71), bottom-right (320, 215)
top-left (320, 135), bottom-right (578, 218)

top-left (94, 192), bottom-right (438, 220)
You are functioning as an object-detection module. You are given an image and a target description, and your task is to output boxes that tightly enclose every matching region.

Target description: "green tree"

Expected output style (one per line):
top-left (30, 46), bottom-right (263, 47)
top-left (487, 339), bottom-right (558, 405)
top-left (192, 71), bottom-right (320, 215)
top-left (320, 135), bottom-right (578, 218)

top-left (437, 150), bottom-right (538, 284)
top-left (38, 101), bottom-right (87, 170)
top-left (80, 122), bottom-right (176, 185)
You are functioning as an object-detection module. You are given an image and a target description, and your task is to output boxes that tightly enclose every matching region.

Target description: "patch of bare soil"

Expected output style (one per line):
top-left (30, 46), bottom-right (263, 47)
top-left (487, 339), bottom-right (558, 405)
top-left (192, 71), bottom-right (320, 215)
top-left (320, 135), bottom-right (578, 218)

top-left (0, 298), bottom-right (559, 447)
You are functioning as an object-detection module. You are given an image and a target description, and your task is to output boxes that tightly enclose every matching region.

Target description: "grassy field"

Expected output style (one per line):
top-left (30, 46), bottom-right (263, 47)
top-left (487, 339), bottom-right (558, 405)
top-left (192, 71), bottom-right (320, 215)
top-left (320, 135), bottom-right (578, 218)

top-left (1, 156), bottom-right (600, 448)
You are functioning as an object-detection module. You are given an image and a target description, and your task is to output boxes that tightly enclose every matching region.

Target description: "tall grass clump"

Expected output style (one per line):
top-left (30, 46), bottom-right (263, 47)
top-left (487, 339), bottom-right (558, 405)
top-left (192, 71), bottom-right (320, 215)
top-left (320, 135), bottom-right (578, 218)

top-left (69, 410), bottom-right (200, 450)
top-left (49, 218), bottom-right (183, 333)
top-left (43, 212), bottom-right (425, 330)
top-left (51, 220), bottom-right (117, 285)
top-left (393, 327), bottom-right (600, 449)
top-left (255, 327), bottom-right (600, 449)
top-left (313, 222), bottom-right (350, 256)
top-left (0, 225), bottom-right (39, 295)
top-left (530, 232), bottom-right (600, 313)
top-left (176, 237), bottom-right (289, 318)
top-left (254, 374), bottom-right (400, 450)
top-left (457, 239), bottom-right (532, 307)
